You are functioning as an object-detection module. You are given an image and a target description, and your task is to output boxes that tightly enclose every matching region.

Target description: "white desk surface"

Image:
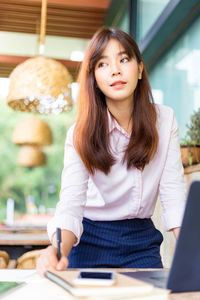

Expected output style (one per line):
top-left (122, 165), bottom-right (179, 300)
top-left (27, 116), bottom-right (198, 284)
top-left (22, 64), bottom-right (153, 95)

top-left (1, 270), bottom-right (200, 300)
top-left (0, 270), bottom-right (74, 300)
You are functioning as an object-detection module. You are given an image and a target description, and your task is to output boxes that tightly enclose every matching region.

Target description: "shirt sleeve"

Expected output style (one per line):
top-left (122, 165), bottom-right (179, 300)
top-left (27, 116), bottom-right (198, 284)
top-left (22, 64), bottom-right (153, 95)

top-left (159, 112), bottom-right (186, 231)
top-left (47, 125), bottom-right (89, 246)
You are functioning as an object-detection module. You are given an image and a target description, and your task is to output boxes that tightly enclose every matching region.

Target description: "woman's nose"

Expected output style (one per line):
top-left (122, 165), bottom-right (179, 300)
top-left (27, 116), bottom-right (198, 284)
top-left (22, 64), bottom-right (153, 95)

top-left (112, 70), bottom-right (121, 76)
top-left (110, 62), bottom-right (121, 76)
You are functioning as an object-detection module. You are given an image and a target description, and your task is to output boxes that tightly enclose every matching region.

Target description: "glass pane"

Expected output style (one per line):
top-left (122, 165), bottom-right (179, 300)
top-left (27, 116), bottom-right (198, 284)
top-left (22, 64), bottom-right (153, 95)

top-left (137, 0), bottom-right (170, 42)
top-left (111, 0), bottom-right (129, 34)
top-left (149, 15), bottom-right (200, 140)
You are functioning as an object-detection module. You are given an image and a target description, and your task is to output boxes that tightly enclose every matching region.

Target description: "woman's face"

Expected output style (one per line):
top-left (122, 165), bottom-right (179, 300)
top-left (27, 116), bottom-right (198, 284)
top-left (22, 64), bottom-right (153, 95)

top-left (94, 38), bottom-right (143, 108)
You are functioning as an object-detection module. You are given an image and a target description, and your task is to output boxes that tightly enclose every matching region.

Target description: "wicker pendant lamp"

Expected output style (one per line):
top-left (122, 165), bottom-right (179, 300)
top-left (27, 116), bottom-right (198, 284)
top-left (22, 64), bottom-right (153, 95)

top-left (12, 117), bottom-right (52, 146)
top-left (13, 117), bottom-right (52, 167)
top-left (18, 145), bottom-right (46, 167)
top-left (7, 0), bottom-right (73, 114)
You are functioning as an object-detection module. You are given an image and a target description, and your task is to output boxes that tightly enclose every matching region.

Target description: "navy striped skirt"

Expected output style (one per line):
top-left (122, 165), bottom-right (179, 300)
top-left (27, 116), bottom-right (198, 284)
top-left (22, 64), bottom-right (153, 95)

top-left (68, 217), bottom-right (163, 268)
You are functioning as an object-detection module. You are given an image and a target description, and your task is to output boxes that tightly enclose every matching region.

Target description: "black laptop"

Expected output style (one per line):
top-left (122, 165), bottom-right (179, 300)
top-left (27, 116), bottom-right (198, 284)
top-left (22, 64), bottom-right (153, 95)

top-left (121, 181), bottom-right (200, 293)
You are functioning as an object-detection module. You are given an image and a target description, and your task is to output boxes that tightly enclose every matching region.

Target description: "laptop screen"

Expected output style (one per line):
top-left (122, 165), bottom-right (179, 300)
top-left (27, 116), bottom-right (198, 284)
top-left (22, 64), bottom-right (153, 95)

top-left (167, 181), bottom-right (200, 292)
top-left (121, 181), bottom-right (200, 293)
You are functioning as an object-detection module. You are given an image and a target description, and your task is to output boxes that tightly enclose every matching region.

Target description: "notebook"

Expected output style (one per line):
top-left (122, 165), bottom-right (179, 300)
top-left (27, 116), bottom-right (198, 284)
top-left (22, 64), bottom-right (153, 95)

top-left (121, 180), bottom-right (200, 293)
top-left (45, 270), bottom-right (169, 298)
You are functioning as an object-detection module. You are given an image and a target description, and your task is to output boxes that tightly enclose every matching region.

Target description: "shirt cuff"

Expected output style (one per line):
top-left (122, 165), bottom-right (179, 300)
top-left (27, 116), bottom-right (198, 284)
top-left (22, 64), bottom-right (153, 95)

top-left (161, 208), bottom-right (185, 231)
top-left (47, 214), bottom-right (83, 247)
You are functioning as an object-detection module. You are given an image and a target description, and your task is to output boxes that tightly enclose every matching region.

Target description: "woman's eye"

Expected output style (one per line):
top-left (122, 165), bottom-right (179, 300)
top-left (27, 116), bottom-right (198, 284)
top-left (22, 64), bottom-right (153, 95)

top-left (121, 57), bottom-right (129, 63)
top-left (97, 62), bottom-right (107, 68)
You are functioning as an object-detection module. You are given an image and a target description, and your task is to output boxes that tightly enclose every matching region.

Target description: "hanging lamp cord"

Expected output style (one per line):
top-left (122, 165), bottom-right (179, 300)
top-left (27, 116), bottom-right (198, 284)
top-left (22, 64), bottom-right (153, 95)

top-left (39, 0), bottom-right (47, 55)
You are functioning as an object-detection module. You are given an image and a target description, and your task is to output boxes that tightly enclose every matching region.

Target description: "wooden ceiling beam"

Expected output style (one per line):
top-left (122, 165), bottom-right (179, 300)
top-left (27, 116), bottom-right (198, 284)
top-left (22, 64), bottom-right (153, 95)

top-left (0, 5), bottom-right (105, 17)
top-left (0, 2), bottom-right (106, 13)
top-left (0, 0), bottom-right (110, 39)
top-left (0, 23), bottom-right (96, 35)
top-left (0, 26), bottom-right (93, 38)
top-left (0, 54), bottom-right (80, 67)
top-left (0, 26), bottom-right (35, 33)
top-left (0, 11), bottom-right (103, 25)
top-left (0, 8), bottom-right (104, 21)
top-left (16, 0), bottom-right (111, 10)
top-left (0, 55), bottom-right (81, 79)
top-left (0, 19), bottom-right (102, 31)
top-left (0, 55), bottom-right (27, 64)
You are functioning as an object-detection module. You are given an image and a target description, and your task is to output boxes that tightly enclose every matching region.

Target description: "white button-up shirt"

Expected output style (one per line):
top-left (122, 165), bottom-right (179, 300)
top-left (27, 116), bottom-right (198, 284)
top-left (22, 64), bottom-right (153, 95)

top-left (47, 104), bottom-right (186, 244)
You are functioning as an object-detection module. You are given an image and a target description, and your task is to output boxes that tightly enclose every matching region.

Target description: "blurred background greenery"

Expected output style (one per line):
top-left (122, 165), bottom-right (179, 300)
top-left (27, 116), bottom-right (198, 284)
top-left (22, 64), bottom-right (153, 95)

top-left (0, 95), bottom-right (76, 221)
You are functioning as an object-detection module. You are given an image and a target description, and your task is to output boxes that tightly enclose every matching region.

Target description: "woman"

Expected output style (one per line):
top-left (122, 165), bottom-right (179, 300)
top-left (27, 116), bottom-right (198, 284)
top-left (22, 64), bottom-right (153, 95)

top-left (37, 27), bottom-right (186, 275)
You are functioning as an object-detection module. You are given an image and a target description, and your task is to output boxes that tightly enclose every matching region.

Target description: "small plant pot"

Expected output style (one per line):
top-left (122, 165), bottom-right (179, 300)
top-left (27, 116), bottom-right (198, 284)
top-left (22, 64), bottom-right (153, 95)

top-left (181, 145), bottom-right (200, 167)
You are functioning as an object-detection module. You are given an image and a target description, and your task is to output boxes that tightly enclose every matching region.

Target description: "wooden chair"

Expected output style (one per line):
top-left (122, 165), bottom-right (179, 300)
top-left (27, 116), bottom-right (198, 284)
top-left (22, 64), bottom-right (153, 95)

top-left (17, 249), bottom-right (42, 269)
top-left (0, 250), bottom-right (9, 269)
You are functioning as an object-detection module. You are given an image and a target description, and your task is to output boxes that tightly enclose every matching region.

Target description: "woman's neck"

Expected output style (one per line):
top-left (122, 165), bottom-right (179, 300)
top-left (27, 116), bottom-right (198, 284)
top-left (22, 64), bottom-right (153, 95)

top-left (107, 101), bottom-right (133, 134)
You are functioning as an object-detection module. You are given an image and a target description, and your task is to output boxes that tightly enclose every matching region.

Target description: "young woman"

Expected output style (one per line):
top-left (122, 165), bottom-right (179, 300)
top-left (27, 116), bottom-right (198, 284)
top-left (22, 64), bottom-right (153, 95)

top-left (37, 27), bottom-right (186, 275)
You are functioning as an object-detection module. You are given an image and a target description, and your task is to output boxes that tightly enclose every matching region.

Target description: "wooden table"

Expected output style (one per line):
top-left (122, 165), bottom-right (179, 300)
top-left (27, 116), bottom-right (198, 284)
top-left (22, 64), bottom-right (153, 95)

top-left (0, 225), bottom-right (50, 259)
top-left (0, 233), bottom-right (50, 246)
top-left (169, 292), bottom-right (200, 299)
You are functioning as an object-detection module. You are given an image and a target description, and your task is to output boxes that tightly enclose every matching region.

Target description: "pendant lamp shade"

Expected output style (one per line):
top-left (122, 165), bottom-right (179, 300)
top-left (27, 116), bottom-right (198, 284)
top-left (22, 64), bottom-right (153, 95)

top-left (12, 117), bottom-right (52, 146)
top-left (18, 145), bottom-right (46, 167)
top-left (7, 56), bottom-right (73, 114)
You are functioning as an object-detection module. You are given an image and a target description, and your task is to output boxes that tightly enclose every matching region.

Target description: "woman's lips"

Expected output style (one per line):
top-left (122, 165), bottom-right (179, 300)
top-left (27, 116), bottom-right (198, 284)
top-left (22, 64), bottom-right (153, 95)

top-left (110, 81), bottom-right (127, 87)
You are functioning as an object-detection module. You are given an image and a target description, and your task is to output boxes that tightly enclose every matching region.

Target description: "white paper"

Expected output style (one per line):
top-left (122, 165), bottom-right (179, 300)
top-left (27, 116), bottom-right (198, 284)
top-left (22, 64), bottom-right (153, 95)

top-left (0, 269), bottom-right (38, 282)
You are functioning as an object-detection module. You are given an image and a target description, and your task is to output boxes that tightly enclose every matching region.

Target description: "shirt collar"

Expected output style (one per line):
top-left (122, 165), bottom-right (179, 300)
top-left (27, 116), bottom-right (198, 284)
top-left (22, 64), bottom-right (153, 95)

top-left (107, 109), bottom-right (130, 138)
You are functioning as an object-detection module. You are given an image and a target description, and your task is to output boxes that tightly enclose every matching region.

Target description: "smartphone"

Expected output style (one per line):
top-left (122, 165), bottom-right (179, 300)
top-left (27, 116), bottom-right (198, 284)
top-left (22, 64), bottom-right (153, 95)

top-left (73, 270), bottom-right (116, 286)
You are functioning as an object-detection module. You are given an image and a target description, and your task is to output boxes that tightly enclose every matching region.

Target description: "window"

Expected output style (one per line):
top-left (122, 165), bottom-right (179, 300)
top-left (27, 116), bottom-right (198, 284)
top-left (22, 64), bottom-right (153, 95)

top-left (149, 15), bottom-right (200, 139)
top-left (137, 0), bottom-right (170, 42)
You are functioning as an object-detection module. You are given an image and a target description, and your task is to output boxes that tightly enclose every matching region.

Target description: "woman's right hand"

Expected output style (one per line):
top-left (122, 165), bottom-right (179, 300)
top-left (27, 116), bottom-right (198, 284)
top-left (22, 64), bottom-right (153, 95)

top-left (36, 245), bottom-right (69, 277)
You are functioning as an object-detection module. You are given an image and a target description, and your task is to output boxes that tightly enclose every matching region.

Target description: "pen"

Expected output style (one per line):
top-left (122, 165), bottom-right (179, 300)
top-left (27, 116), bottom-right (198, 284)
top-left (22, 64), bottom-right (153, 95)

top-left (56, 227), bottom-right (61, 261)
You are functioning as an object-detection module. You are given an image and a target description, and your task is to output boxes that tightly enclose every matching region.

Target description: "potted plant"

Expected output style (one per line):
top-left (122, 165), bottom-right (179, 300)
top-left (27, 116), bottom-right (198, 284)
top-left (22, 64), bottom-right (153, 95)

top-left (181, 108), bottom-right (200, 167)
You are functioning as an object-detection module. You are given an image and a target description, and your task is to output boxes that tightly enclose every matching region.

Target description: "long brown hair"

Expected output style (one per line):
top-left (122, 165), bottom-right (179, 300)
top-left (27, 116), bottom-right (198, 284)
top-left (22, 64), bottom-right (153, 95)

top-left (74, 27), bottom-right (158, 174)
